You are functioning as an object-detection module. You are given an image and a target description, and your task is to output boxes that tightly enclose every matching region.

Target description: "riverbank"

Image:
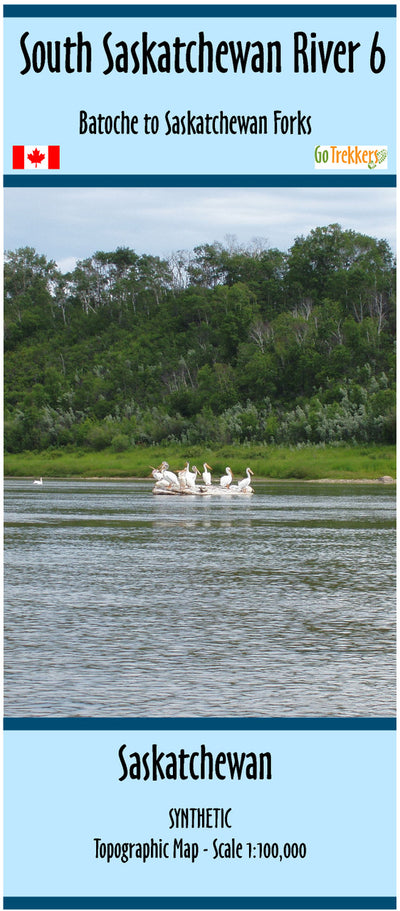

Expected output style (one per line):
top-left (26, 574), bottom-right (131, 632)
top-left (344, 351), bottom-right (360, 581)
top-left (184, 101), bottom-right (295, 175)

top-left (4, 444), bottom-right (396, 481)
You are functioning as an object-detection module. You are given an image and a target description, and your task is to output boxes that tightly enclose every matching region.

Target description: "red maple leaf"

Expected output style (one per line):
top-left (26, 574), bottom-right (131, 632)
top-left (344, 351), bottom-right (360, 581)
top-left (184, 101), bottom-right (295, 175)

top-left (27, 148), bottom-right (46, 168)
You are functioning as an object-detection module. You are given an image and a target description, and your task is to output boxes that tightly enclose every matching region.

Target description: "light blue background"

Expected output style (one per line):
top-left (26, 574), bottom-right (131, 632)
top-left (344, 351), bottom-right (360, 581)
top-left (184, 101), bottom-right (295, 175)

top-left (4, 729), bottom-right (396, 898)
top-left (3, 12), bottom-right (396, 175)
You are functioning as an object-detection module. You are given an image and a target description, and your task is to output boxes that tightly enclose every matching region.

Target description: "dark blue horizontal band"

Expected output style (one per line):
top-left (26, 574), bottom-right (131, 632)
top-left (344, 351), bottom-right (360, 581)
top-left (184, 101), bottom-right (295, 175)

top-left (3, 174), bottom-right (396, 189)
top-left (4, 716), bottom-right (396, 730)
top-left (2, 898), bottom-right (397, 910)
top-left (3, 4), bottom-right (397, 17)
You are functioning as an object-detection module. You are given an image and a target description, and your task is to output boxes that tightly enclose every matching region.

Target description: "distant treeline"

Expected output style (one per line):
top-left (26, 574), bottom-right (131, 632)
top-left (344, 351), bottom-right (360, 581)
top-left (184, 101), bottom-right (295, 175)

top-left (4, 223), bottom-right (396, 453)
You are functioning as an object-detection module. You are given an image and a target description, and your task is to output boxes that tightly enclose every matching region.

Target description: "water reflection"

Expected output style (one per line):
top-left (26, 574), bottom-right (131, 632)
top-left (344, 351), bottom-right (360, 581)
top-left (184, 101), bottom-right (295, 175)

top-left (4, 479), bottom-right (396, 717)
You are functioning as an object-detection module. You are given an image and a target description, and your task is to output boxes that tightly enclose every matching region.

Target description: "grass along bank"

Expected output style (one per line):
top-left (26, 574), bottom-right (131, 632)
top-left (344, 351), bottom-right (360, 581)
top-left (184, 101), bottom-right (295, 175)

top-left (4, 444), bottom-right (396, 481)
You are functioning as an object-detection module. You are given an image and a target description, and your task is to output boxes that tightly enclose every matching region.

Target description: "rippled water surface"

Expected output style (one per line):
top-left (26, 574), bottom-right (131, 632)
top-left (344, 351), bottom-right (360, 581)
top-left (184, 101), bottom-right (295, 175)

top-left (4, 479), bottom-right (396, 716)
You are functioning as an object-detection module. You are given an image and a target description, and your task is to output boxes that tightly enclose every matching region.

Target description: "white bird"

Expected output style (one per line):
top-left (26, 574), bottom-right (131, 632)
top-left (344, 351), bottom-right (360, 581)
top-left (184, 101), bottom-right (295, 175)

top-left (151, 467), bottom-right (170, 489)
top-left (160, 461), bottom-right (180, 489)
top-left (238, 467), bottom-right (254, 491)
top-left (202, 463), bottom-right (212, 485)
top-left (178, 461), bottom-right (191, 489)
top-left (220, 467), bottom-right (233, 489)
top-left (33, 477), bottom-right (43, 486)
top-left (187, 465), bottom-right (199, 489)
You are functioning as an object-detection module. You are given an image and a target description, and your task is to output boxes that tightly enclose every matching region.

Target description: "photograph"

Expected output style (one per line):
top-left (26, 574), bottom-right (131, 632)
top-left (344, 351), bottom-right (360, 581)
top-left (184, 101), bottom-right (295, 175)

top-left (3, 186), bottom-right (396, 718)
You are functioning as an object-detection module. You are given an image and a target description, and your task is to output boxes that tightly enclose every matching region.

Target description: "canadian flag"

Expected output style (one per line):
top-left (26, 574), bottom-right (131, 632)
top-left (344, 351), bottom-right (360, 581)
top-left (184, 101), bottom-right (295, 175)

top-left (13, 145), bottom-right (60, 170)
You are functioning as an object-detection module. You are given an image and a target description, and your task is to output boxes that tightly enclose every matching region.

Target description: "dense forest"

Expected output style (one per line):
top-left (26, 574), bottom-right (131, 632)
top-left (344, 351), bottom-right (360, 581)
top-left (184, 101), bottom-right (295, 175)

top-left (4, 223), bottom-right (396, 453)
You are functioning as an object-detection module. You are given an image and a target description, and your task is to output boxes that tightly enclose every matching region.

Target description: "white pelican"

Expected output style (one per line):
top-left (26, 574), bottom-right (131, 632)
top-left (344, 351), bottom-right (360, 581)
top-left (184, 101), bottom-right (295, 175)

top-left (160, 461), bottom-right (180, 489)
top-left (178, 461), bottom-right (191, 489)
top-left (187, 465), bottom-right (199, 489)
top-left (238, 467), bottom-right (254, 491)
top-left (202, 463), bottom-right (212, 485)
top-left (220, 467), bottom-right (233, 489)
top-left (33, 477), bottom-right (43, 486)
top-left (151, 467), bottom-right (170, 489)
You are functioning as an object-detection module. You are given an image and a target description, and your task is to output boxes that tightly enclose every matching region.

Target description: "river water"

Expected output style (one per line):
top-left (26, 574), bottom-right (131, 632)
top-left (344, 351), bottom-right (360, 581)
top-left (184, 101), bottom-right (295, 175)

top-left (3, 479), bottom-right (396, 717)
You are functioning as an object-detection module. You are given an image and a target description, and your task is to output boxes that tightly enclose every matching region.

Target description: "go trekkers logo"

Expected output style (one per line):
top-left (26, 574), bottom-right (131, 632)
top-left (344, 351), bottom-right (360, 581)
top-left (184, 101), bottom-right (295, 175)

top-left (314, 145), bottom-right (388, 170)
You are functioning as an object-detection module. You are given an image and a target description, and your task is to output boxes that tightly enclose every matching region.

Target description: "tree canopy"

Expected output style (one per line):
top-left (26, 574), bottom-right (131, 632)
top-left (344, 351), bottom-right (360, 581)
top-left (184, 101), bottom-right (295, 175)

top-left (4, 225), bottom-right (396, 452)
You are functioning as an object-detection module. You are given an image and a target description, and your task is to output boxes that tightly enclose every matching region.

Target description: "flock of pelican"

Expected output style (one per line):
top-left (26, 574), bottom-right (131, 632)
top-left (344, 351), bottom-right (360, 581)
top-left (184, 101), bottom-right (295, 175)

top-left (151, 461), bottom-right (254, 496)
top-left (31, 465), bottom-right (255, 497)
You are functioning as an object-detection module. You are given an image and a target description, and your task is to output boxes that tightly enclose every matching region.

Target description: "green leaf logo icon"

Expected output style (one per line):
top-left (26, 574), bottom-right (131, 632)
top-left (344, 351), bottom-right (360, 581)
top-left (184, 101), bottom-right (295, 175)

top-left (368, 149), bottom-right (388, 169)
